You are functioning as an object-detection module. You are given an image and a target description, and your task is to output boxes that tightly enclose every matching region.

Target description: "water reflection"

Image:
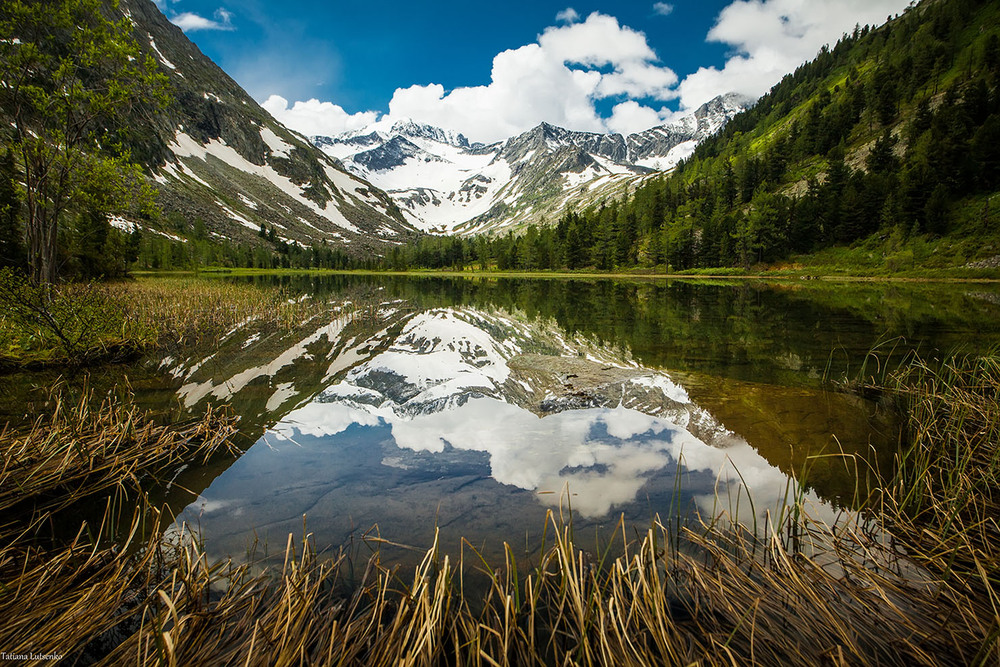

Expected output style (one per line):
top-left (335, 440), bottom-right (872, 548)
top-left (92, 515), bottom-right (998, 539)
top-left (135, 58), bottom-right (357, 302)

top-left (172, 302), bottom-right (863, 560)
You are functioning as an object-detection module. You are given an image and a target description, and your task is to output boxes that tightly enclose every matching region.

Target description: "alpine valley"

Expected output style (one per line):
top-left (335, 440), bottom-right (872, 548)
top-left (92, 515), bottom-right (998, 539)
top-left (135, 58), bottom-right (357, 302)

top-left (82, 0), bottom-right (748, 253)
top-left (5, 0), bottom-right (1000, 664)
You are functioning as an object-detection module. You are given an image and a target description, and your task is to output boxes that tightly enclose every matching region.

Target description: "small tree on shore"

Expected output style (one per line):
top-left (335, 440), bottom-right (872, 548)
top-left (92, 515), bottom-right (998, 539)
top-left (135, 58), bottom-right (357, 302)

top-left (0, 0), bottom-right (168, 283)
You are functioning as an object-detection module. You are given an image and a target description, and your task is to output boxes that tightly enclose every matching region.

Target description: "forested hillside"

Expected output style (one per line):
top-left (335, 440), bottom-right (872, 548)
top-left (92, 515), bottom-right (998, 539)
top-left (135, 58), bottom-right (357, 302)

top-left (0, 0), bottom-right (414, 282)
top-left (390, 0), bottom-right (1000, 273)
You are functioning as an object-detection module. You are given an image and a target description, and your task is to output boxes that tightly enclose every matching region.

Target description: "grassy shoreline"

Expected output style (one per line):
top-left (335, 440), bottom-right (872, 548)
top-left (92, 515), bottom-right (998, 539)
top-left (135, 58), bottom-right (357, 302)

top-left (0, 351), bottom-right (997, 664)
top-left (0, 275), bottom-right (333, 370)
top-left (7, 269), bottom-right (997, 372)
top-left (135, 265), bottom-right (1000, 283)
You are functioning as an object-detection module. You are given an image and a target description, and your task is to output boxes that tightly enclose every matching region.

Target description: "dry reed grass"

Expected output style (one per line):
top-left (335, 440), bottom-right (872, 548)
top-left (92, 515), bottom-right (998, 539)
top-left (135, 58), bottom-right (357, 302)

top-left (866, 352), bottom-right (1000, 661)
top-left (90, 510), bottom-right (993, 666)
top-left (119, 278), bottom-right (330, 348)
top-left (0, 384), bottom-right (238, 514)
top-left (0, 274), bottom-right (334, 368)
top-left (0, 507), bottom-right (163, 664)
top-left (2, 353), bottom-right (998, 666)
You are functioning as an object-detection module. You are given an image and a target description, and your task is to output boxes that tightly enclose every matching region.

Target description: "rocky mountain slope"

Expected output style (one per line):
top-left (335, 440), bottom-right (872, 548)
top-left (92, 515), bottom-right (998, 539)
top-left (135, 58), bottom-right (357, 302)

top-left (313, 94), bottom-right (748, 235)
top-left (114, 0), bottom-right (417, 254)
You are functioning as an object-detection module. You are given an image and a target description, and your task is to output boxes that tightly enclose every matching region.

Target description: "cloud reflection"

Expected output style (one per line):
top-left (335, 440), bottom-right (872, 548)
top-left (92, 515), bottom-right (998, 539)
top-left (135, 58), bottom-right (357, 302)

top-left (265, 308), bottom-right (832, 521)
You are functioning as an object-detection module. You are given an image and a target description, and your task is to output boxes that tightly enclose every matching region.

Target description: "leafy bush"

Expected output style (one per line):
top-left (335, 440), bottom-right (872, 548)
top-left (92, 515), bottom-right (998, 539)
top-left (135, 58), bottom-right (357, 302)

top-left (0, 268), bottom-right (154, 366)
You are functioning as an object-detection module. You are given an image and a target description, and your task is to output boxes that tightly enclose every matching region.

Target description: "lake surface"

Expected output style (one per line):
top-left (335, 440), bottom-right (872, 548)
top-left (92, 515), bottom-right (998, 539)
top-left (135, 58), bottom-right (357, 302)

top-left (11, 275), bottom-right (1000, 566)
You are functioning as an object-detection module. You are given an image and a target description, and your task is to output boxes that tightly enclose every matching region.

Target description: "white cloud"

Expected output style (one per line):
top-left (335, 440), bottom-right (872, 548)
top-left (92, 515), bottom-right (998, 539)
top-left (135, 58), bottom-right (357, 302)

top-left (264, 12), bottom-right (677, 143)
top-left (383, 12), bottom-right (677, 142)
top-left (555, 8), bottom-right (580, 24)
top-left (675, 0), bottom-right (912, 110)
top-left (607, 101), bottom-right (678, 135)
top-left (264, 0), bottom-right (915, 143)
top-left (170, 8), bottom-right (234, 32)
top-left (261, 95), bottom-right (378, 137)
top-left (539, 14), bottom-right (657, 66)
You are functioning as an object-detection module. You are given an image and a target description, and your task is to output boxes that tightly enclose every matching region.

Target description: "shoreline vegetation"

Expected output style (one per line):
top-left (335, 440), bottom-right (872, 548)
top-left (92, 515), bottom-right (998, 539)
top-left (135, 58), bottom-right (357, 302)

top-left (142, 255), bottom-right (1000, 281)
top-left (0, 350), bottom-right (997, 664)
top-left (5, 269), bottom-right (998, 373)
top-left (0, 272), bottom-right (332, 370)
top-left (0, 276), bottom-right (997, 664)
top-left (186, 265), bottom-right (1000, 282)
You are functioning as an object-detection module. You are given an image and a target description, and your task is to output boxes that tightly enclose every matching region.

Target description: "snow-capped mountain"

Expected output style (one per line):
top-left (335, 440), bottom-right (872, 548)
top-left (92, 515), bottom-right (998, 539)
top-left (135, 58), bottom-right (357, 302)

top-left (312, 94), bottom-right (749, 235)
top-left (107, 0), bottom-right (417, 252)
top-left (628, 94), bottom-right (748, 170)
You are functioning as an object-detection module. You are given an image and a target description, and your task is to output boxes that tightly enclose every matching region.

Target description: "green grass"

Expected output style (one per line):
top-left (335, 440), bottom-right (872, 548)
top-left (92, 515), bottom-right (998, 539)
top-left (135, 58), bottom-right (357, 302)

top-left (0, 273), bottom-right (333, 369)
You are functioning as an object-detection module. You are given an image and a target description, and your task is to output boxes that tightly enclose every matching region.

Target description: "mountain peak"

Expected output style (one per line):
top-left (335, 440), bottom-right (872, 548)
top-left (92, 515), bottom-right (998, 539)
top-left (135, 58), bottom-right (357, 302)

top-left (386, 119), bottom-right (471, 148)
top-left (692, 92), bottom-right (754, 120)
top-left (310, 92), bottom-right (748, 235)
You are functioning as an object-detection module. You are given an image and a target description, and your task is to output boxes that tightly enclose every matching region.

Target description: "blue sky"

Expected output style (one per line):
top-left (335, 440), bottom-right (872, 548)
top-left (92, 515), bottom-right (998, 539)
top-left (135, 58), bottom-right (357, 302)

top-left (154, 0), bottom-right (914, 141)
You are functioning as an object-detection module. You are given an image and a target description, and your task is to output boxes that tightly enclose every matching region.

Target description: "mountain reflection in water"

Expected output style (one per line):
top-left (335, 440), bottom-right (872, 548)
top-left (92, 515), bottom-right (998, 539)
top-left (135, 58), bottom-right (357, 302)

top-left (172, 304), bottom-right (853, 561)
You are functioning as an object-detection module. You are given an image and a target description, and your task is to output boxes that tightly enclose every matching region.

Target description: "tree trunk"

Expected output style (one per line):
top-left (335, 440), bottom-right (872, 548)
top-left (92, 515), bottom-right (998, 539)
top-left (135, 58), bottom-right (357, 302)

top-left (23, 149), bottom-right (60, 284)
top-left (26, 196), bottom-right (43, 284)
top-left (26, 198), bottom-right (58, 284)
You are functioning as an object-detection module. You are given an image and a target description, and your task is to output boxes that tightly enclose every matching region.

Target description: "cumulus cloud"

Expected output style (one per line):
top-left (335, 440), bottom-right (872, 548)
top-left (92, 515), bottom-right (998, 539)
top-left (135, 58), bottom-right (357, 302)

top-left (606, 101), bottom-right (677, 135)
top-left (675, 0), bottom-right (912, 110)
top-left (381, 12), bottom-right (677, 142)
top-left (555, 8), bottom-right (580, 24)
top-left (171, 8), bottom-right (235, 32)
top-left (264, 0), bottom-right (915, 143)
top-left (261, 95), bottom-right (378, 137)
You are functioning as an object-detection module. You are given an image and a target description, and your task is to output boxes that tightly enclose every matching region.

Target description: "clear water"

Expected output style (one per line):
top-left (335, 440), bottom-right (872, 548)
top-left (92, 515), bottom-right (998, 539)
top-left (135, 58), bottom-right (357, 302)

top-left (9, 275), bottom-right (1000, 566)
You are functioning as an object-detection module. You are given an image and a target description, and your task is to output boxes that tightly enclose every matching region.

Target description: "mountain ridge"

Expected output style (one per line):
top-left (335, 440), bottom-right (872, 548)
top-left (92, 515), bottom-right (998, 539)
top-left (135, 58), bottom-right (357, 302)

top-left (312, 93), bottom-right (750, 235)
top-left (114, 0), bottom-right (419, 257)
top-left (379, 0), bottom-right (1000, 274)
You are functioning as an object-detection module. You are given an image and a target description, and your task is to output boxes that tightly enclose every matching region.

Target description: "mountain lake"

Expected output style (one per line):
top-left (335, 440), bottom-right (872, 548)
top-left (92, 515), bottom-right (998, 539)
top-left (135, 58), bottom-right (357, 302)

top-left (6, 274), bottom-right (1000, 569)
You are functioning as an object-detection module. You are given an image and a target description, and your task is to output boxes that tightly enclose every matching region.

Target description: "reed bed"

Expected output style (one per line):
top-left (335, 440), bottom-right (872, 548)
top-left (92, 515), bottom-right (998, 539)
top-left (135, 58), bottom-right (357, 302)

top-left (0, 386), bottom-right (238, 514)
top-left (865, 352), bottom-right (1000, 653)
top-left (2, 352), bottom-right (999, 665)
top-left (878, 354), bottom-right (1000, 541)
top-left (53, 509), bottom-right (990, 666)
top-left (0, 273), bottom-right (333, 368)
top-left (0, 508), bottom-right (163, 665)
top-left (119, 278), bottom-right (331, 348)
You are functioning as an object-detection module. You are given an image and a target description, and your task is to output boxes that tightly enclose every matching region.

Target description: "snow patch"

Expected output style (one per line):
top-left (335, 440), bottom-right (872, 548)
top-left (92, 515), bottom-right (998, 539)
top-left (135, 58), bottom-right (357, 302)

top-left (109, 216), bottom-right (136, 233)
top-left (217, 202), bottom-right (258, 230)
top-left (148, 36), bottom-right (175, 70)
top-left (260, 126), bottom-right (294, 159)
top-left (238, 193), bottom-right (258, 210)
top-left (166, 130), bottom-right (360, 234)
